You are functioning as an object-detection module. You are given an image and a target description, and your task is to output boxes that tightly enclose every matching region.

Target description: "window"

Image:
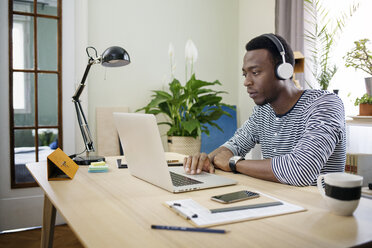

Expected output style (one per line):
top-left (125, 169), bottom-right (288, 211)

top-left (13, 16), bottom-right (32, 114)
top-left (9, 0), bottom-right (62, 188)
top-left (304, 0), bottom-right (372, 116)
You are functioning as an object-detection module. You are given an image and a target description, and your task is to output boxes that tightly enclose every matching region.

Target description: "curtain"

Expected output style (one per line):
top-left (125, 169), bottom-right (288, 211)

top-left (275, 0), bottom-right (304, 87)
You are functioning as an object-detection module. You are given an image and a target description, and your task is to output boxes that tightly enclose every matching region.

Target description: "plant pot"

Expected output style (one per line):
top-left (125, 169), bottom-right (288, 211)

top-left (359, 103), bottom-right (372, 116)
top-left (167, 136), bottom-right (201, 155)
top-left (365, 77), bottom-right (372, 96)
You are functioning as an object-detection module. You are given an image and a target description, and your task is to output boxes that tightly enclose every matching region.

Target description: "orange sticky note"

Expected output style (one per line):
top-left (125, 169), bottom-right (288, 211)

top-left (47, 148), bottom-right (79, 180)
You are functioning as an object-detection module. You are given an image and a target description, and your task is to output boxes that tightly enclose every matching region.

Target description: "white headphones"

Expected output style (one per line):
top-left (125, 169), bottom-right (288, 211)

top-left (262, 34), bottom-right (294, 80)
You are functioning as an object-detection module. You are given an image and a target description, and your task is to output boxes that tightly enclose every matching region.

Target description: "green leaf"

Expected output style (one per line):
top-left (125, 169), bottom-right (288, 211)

top-left (181, 119), bottom-right (199, 134)
top-left (355, 93), bottom-right (372, 106)
top-left (169, 78), bottom-right (182, 96)
top-left (157, 121), bottom-right (172, 127)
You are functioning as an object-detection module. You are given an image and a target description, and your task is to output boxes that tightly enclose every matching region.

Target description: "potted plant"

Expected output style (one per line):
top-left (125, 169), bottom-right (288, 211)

top-left (344, 39), bottom-right (372, 94)
top-left (344, 39), bottom-right (372, 116)
top-left (354, 93), bottom-right (372, 116)
top-left (137, 40), bottom-right (233, 155)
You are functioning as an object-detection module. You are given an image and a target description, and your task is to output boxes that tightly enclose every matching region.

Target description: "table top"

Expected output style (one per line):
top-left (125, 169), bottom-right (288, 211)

top-left (27, 156), bottom-right (372, 248)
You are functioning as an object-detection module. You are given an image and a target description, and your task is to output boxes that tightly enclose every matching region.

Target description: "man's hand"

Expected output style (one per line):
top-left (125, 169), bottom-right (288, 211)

top-left (183, 153), bottom-right (215, 174)
top-left (213, 148), bottom-right (234, 172)
top-left (183, 147), bottom-right (234, 174)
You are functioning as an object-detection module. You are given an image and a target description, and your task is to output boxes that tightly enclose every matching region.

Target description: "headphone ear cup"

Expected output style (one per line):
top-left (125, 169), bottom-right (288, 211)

top-left (276, 62), bottom-right (294, 80)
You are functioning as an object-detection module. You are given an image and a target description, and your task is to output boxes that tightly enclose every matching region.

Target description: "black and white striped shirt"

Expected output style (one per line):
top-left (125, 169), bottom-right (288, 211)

top-left (222, 89), bottom-right (346, 186)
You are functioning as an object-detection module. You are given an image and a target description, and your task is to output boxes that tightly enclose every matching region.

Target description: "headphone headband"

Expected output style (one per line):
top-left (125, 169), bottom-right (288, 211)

top-left (263, 34), bottom-right (285, 55)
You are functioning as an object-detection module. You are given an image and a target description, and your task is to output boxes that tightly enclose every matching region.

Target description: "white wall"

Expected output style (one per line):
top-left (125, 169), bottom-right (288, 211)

top-left (237, 0), bottom-right (275, 126)
top-left (86, 0), bottom-right (240, 150)
top-left (74, 0), bottom-right (89, 152)
top-left (0, 0), bottom-right (76, 231)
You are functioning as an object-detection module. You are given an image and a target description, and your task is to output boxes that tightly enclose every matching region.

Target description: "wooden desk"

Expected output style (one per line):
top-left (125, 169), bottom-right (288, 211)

top-left (27, 157), bottom-right (372, 248)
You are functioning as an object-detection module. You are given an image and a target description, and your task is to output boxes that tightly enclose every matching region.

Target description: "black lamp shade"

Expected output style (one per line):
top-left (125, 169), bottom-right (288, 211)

top-left (101, 46), bottom-right (131, 67)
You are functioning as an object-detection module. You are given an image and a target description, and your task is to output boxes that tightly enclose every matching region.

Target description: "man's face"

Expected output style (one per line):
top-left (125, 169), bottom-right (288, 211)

top-left (242, 49), bottom-right (279, 106)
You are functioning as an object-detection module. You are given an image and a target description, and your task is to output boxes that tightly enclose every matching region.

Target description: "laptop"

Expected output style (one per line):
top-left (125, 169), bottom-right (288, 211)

top-left (113, 112), bottom-right (237, 193)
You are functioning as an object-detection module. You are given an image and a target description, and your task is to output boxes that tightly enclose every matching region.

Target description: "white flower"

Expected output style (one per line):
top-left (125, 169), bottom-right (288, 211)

top-left (168, 42), bottom-right (175, 61)
top-left (168, 43), bottom-right (176, 79)
top-left (185, 39), bottom-right (198, 64)
top-left (171, 63), bottom-right (176, 74)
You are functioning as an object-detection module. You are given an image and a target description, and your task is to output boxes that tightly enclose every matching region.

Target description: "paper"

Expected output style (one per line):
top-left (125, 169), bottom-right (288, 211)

top-left (165, 192), bottom-right (306, 227)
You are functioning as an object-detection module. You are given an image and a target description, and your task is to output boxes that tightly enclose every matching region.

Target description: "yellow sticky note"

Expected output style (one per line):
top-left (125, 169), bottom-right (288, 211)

top-left (91, 161), bottom-right (106, 166)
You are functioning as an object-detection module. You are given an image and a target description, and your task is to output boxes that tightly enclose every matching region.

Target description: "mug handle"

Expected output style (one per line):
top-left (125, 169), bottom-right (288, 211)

top-left (317, 174), bottom-right (326, 198)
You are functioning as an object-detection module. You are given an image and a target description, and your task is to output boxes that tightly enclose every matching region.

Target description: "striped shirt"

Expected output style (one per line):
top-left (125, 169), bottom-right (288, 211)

top-left (222, 89), bottom-right (346, 186)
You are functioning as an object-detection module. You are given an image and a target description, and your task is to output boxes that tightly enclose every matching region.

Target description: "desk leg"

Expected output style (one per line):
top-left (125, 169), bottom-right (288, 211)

top-left (41, 194), bottom-right (56, 248)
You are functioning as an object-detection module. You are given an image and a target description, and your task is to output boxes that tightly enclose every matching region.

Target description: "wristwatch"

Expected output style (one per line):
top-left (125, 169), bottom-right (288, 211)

top-left (229, 156), bottom-right (245, 174)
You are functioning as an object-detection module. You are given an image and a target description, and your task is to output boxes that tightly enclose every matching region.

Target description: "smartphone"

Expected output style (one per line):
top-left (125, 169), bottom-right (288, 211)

top-left (211, 190), bottom-right (260, 204)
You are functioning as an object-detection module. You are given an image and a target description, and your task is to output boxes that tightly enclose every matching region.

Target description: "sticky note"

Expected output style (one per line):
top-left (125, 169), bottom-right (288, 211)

top-left (91, 161), bottom-right (106, 166)
top-left (88, 164), bottom-right (108, 173)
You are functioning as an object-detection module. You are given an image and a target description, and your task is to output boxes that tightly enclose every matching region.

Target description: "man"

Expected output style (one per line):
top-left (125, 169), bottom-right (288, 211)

top-left (183, 33), bottom-right (346, 186)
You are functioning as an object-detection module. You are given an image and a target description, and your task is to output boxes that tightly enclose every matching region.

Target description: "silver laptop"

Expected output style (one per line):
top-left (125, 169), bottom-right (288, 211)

top-left (113, 112), bottom-right (237, 193)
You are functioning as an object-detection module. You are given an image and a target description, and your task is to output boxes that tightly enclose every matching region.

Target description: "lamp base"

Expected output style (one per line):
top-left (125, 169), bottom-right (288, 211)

top-left (73, 155), bottom-right (105, 166)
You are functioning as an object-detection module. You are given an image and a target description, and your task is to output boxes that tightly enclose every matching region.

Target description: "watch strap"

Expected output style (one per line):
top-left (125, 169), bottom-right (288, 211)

top-left (229, 156), bottom-right (244, 174)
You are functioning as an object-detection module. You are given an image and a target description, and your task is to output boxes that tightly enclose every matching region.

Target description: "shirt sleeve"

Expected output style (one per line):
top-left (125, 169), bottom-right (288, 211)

top-left (271, 94), bottom-right (345, 186)
top-left (222, 106), bottom-right (260, 156)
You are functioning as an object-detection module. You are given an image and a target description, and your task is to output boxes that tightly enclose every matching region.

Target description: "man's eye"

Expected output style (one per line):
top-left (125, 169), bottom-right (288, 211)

top-left (252, 71), bottom-right (259, 75)
top-left (242, 73), bottom-right (247, 77)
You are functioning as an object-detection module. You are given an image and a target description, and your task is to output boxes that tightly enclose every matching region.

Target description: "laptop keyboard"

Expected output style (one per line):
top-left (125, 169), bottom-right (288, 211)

top-left (170, 172), bottom-right (203, 186)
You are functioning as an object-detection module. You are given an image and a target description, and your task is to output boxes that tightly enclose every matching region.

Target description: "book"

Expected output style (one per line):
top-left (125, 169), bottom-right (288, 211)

top-left (345, 154), bottom-right (358, 174)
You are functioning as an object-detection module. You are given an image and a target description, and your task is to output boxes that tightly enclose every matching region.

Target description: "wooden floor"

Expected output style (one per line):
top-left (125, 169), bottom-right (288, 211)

top-left (0, 224), bottom-right (84, 248)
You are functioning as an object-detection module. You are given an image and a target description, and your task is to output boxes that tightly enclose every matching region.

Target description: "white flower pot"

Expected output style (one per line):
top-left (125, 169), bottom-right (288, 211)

top-left (365, 77), bottom-right (372, 96)
top-left (167, 136), bottom-right (201, 156)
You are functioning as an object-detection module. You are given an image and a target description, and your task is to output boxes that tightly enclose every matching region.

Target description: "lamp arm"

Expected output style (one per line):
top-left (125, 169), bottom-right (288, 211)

top-left (72, 59), bottom-right (94, 101)
top-left (72, 59), bottom-right (97, 153)
top-left (73, 99), bottom-right (95, 152)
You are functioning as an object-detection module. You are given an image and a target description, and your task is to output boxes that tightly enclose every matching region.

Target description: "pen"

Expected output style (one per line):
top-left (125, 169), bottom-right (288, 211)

top-left (210, 201), bottom-right (283, 213)
top-left (151, 225), bottom-right (227, 234)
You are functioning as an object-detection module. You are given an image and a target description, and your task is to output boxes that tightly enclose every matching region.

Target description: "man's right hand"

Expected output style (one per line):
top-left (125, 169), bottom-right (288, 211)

top-left (183, 153), bottom-right (215, 175)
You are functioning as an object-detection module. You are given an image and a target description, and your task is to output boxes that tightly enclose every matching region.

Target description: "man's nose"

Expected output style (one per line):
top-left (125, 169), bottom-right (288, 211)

top-left (244, 76), bottom-right (253, 87)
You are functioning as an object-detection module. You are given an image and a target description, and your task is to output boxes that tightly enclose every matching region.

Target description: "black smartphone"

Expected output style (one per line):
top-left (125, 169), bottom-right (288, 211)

top-left (211, 190), bottom-right (260, 204)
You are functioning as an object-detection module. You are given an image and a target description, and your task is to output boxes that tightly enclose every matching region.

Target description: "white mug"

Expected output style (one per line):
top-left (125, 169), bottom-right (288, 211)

top-left (317, 172), bottom-right (363, 216)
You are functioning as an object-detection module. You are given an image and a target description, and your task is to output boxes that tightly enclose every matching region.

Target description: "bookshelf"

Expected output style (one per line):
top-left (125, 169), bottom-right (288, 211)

top-left (345, 119), bottom-right (372, 186)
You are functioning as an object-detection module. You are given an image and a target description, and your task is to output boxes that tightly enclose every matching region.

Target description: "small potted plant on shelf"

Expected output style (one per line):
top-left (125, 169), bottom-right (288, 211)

top-left (354, 93), bottom-right (372, 116)
top-left (344, 38), bottom-right (372, 115)
top-left (137, 40), bottom-right (233, 155)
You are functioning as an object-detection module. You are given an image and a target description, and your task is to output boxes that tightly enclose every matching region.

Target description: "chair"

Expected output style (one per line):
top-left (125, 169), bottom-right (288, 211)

top-left (201, 105), bottom-right (237, 154)
top-left (96, 107), bottom-right (129, 156)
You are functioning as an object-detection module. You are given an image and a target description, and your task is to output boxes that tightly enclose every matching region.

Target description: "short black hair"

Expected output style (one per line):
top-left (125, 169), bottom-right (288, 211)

top-left (245, 33), bottom-right (294, 68)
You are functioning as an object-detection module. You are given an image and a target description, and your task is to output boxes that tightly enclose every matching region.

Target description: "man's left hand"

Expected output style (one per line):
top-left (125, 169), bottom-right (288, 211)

top-left (213, 148), bottom-right (233, 171)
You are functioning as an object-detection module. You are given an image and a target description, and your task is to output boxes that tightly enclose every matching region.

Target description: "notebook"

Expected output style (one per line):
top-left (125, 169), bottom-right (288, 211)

top-left (113, 113), bottom-right (237, 193)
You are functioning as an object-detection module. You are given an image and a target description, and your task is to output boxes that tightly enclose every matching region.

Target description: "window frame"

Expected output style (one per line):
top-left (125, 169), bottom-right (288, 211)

top-left (8, 0), bottom-right (63, 188)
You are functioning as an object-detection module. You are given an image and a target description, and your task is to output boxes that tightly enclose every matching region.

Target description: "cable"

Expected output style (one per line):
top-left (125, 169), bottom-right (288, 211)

top-left (69, 148), bottom-right (87, 159)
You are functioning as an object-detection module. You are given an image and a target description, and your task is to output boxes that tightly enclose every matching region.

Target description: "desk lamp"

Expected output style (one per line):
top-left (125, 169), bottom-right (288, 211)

top-left (72, 46), bottom-right (130, 165)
